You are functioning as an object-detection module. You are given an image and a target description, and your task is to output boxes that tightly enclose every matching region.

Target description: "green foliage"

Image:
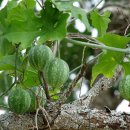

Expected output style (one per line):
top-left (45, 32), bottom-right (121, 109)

top-left (122, 62), bottom-right (130, 75)
top-left (39, 1), bottom-right (70, 43)
top-left (22, 69), bottom-right (40, 88)
top-left (90, 10), bottom-right (111, 36)
top-left (0, 54), bottom-right (21, 70)
top-left (0, 38), bottom-right (15, 57)
top-left (4, 1), bottom-right (41, 48)
top-left (119, 75), bottom-right (130, 101)
top-left (0, 72), bottom-right (12, 94)
top-left (53, 1), bottom-right (90, 31)
top-left (92, 34), bottom-right (130, 80)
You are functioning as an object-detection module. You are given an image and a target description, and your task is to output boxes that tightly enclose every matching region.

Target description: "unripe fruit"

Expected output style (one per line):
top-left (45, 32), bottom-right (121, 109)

top-left (8, 87), bottom-right (31, 114)
top-left (27, 86), bottom-right (46, 112)
top-left (44, 58), bottom-right (69, 88)
top-left (119, 75), bottom-right (130, 101)
top-left (28, 45), bottom-right (53, 70)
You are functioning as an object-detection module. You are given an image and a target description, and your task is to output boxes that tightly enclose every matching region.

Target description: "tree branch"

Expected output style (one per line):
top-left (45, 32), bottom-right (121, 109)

top-left (0, 67), bottom-right (127, 130)
top-left (0, 106), bottom-right (130, 130)
top-left (58, 64), bottom-right (87, 106)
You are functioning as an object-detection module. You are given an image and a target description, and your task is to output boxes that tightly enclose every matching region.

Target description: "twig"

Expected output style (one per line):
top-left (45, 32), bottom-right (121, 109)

top-left (38, 71), bottom-right (51, 100)
top-left (79, 46), bottom-right (86, 98)
top-left (124, 24), bottom-right (130, 36)
top-left (57, 40), bottom-right (60, 58)
top-left (14, 43), bottom-right (20, 83)
top-left (99, 2), bottom-right (130, 11)
top-left (35, 107), bottom-right (51, 130)
top-left (64, 38), bottom-right (130, 54)
top-left (87, 0), bottom-right (104, 15)
top-left (41, 107), bottom-right (51, 130)
top-left (35, 108), bottom-right (39, 130)
top-left (36, 0), bottom-right (43, 8)
top-left (0, 82), bottom-right (16, 97)
top-left (69, 52), bottom-right (103, 74)
top-left (58, 63), bottom-right (87, 105)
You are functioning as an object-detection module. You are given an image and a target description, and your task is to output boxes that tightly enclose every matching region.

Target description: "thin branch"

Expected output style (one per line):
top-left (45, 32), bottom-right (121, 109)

top-left (14, 43), bottom-right (20, 83)
top-left (65, 38), bottom-right (130, 54)
top-left (36, 0), bottom-right (43, 8)
top-left (0, 82), bottom-right (16, 97)
top-left (99, 2), bottom-right (130, 11)
top-left (87, 0), bottom-right (104, 15)
top-left (124, 24), bottom-right (130, 36)
top-left (58, 63), bottom-right (87, 105)
top-left (38, 71), bottom-right (51, 100)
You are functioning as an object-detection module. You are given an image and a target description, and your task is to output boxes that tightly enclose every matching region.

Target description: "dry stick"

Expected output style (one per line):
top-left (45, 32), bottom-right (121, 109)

top-left (59, 63), bottom-right (87, 105)
top-left (79, 46), bottom-right (86, 98)
top-left (41, 107), bottom-right (51, 130)
top-left (36, 0), bottom-right (43, 8)
top-left (124, 23), bottom-right (130, 36)
top-left (38, 71), bottom-right (51, 100)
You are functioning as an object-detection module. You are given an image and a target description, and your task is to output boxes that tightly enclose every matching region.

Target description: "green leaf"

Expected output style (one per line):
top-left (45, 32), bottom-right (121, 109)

top-left (22, 68), bottom-right (40, 88)
top-left (92, 34), bottom-right (130, 80)
top-left (0, 55), bottom-right (21, 70)
top-left (39, 1), bottom-right (69, 43)
top-left (97, 33), bottom-right (130, 48)
top-left (53, 1), bottom-right (90, 31)
top-left (0, 72), bottom-right (12, 93)
top-left (122, 62), bottom-right (130, 75)
top-left (92, 51), bottom-right (121, 79)
top-left (90, 10), bottom-right (111, 36)
top-left (20, 0), bottom-right (36, 9)
top-left (1, 1), bottom-right (41, 48)
top-left (0, 38), bottom-right (15, 57)
top-left (0, 0), bottom-right (2, 5)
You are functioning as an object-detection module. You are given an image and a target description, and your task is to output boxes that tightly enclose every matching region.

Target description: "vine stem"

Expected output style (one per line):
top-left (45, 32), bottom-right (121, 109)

top-left (0, 82), bottom-right (16, 97)
top-left (64, 38), bottom-right (130, 53)
top-left (57, 40), bottom-right (60, 58)
top-left (38, 71), bottom-right (51, 100)
top-left (14, 44), bottom-right (20, 83)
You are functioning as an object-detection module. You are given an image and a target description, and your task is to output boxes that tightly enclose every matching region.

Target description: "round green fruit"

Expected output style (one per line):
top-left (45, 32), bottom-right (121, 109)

top-left (119, 75), bottom-right (130, 101)
top-left (44, 58), bottom-right (69, 88)
top-left (8, 87), bottom-right (31, 114)
top-left (28, 45), bottom-right (53, 70)
top-left (27, 86), bottom-right (46, 112)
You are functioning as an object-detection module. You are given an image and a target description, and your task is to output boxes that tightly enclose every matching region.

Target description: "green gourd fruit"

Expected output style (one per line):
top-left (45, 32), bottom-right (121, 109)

top-left (8, 87), bottom-right (31, 114)
top-left (27, 86), bottom-right (46, 112)
top-left (28, 45), bottom-right (53, 70)
top-left (44, 58), bottom-right (69, 88)
top-left (119, 75), bottom-right (130, 101)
